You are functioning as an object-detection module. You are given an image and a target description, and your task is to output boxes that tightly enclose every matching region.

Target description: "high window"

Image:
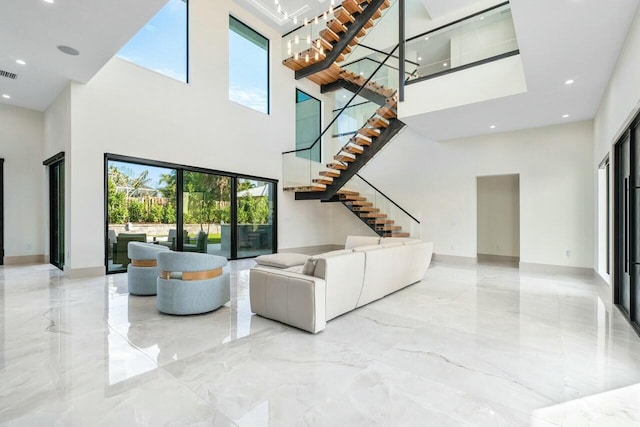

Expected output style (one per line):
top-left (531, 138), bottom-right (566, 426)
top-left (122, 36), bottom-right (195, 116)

top-left (295, 89), bottom-right (321, 162)
top-left (229, 16), bottom-right (270, 114)
top-left (117, 0), bottom-right (188, 82)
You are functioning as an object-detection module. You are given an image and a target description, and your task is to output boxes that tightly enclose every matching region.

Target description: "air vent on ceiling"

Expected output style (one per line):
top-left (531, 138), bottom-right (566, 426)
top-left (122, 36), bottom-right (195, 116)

top-left (0, 69), bottom-right (18, 80)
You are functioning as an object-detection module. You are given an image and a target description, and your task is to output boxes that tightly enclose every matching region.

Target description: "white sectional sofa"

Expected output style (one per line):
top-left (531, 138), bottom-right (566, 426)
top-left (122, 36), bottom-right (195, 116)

top-left (249, 236), bottom-right (433, 333)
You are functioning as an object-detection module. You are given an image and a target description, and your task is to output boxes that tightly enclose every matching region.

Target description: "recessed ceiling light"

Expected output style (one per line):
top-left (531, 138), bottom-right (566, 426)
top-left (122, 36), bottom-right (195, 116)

top-left (57, 45), bottom-right (80, 56)
top-left (15, 59), bottom-right (26, 65)
top-left (443, 62), bottom-right (448, 67)
top-left (2, 94), bottom-right (11, 99)
top-left (359, 72), bottom-right (364, 75)
top-left (343, 95), bottom-right (347, 98)
top-left (424, 37), bottom-right (429, 41)
top-left (565, 79), bottom-right (575, 85)
top-left (562, 114), bottom-right (570, 118)
top-left (490, 125), bottom-right (496, 129)
top-left (417, 57), bottom-right (422, 61)
top-left (479, 16), bottom-right (485, 20)
top-left (43, 0), bottom-right (54, 3)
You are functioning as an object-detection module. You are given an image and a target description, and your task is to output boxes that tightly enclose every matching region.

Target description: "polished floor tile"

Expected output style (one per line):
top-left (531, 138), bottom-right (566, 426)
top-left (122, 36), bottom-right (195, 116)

top-left (1, 260), bottom-right (639, 426)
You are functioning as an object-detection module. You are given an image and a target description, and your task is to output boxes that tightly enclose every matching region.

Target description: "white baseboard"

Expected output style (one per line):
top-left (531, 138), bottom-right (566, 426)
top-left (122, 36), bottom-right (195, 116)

top-left (519, 262), bottom-right (593, 276)
top-left (4, 254), bottom-right (46, 265)
top-left (477, 253), bottom-right (519, 263)
top-left (432, 254), bottom-right (477, 265)
top-left (65, 266), bottom-right (105, 278)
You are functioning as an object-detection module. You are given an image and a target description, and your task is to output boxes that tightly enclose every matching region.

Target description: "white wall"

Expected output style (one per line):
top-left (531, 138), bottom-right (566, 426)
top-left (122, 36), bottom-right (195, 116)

top-left (359, 121), bottom-right (594, 268)
top-left (476, 174), bottom-right (520, 257)
top-left (59, 0), bottom-right (342, 272)
top-left (399, 55), bottom-right (527, 119)
top-left (593, 6), bottom-right (640, 282)
top-left (0, 104), bottom-right (45, 260)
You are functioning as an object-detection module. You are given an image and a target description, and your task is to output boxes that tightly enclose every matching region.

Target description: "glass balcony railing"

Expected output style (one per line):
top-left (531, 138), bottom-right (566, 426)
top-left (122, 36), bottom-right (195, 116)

top-left (404, 3), bottom-right (518, 83)
top-left (341, 174), bottom-right (420, 238)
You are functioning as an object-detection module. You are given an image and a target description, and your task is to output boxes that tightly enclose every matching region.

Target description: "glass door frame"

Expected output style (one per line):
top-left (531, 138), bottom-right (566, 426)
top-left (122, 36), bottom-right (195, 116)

top-left (104, 153), bottom-right (278, 273)
top-left (613, 112), bottom-right (640, 336)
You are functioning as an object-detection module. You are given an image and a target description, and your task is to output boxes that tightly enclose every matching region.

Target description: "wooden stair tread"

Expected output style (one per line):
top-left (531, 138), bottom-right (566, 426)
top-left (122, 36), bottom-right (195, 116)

top-left (389, 232), bottom-right (410, 237)
top-left (376, 225), bottom-right (402, 231)
top-left (367, 219), bottom-right (395, 224)
top-left (337, 189), bottom-right (359, 195)
top-left (353, 206), bottom-right (379, 212)
top-left (334, 154), bottom-right (356, 162)
top-left (327, 162), bottom-right (348, 170)
top-left (319, 170), bottom-right (340, 178)
top-left (312, 177), bottom-right (333, 185)
top-left (320, 28), bottom-right (341, 43)
top-left (342, 0), bottom-right (364, 15)
top-left (376, 105), bottom-right (397, 119)
top-left (344, 143), bottom-right (364, 154)
top-left (345, 201), bottom-right (373, 206)
top-left (340, 195), bottom-right (366, 201)
top-left (327, 19), bottom-right (348, 35)
top-left (352, 134), bottom-right (372, 146)
top-left (360, 213), bottom-right (387, 218)
top-left (358, 127), bottom-right (381, 137)
top-left (368, 117), bottom-right (390, 128)
top-left (334, 8), bottom-right (356, 25)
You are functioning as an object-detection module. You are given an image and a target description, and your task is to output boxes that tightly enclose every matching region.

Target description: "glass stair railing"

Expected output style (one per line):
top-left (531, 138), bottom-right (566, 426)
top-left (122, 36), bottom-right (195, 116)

top-left (404, 2), bottom-right (519, 84)
top-left (281, 0), bottom-right (396, 84)
top-left (282, 43), bottom-right (401, 195)
top-left (336, 174), bottom-right (420, 238)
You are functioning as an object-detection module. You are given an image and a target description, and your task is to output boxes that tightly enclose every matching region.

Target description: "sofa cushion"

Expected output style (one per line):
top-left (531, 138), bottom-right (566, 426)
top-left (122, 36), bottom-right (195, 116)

top-left (380, 237), bottom-right (414, 245)
top-left (345, 235), bottom-right (380, 250)
top-left (381, 242), bottom-right (404, 248)
top-left (302, 258), bottom-right (318, 276)
top-left (284, 265), bottom-right (305, 274)
top-left (352, 244), bottom-right (384, 252)
top-left (314, 248), bottom-right (353, 258)
top-left (255, 253), bottom-right (309, 268)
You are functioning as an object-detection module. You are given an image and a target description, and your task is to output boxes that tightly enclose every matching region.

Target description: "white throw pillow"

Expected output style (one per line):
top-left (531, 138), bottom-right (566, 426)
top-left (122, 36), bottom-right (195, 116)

top-left (302, 258), bottom-right (317, 276)
top-left (255, 253), bottom-right (309, 268)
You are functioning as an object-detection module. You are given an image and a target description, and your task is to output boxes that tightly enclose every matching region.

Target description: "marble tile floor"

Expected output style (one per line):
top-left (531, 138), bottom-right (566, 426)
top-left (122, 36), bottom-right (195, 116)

top-left (1, 260), bottom-right (639, 426)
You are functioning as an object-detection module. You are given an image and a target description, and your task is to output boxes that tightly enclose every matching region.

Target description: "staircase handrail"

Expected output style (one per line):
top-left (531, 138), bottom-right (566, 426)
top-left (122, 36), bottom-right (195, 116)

top-left (354, 173), bottom-right (420, 224)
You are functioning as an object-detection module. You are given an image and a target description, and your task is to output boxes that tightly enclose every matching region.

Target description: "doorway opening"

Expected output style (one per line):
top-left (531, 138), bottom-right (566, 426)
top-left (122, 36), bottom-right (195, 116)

top-left (476, 174), bottom-right (520, 265)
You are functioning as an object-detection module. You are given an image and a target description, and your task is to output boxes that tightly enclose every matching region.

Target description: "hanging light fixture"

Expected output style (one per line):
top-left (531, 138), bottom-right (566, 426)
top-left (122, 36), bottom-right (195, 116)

top-left (295, 52), bottom-right (299, 60)
top-left (277, 4), bottom-right (281, 13)
top-left (295, 35), bottom-right (299, 44)
top-left (293, 16), bottom-right (298, 24)
top-left (314, 16), bottom-right (318, 24)
top-left (315, 51), bottom-right (319, 60)
top-left (307, 34), bottom-right (311, 44)
top-left (305, 53), bottom-right (309, 63)
top-left (323, 11), bottom-right (327, 20)
top-left (316, 40), bottom-right (321, 49)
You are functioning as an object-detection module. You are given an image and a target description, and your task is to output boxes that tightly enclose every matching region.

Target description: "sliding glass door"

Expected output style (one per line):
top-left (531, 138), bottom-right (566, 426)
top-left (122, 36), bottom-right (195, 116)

top-left (105, 155), bottom-right (277, 272)
top-left (236, 179), bottom-right (275, 258)
top-left (183, 171), bottom-right (231, 258)
top-left (106, 160), bottom-right (177, 273)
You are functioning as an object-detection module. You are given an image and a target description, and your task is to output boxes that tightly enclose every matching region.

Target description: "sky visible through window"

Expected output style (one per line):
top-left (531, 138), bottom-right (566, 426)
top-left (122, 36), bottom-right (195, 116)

top-left (117, 0), bottom-right (187, 82)
top-left (229, 18), bottom-right (269, 114)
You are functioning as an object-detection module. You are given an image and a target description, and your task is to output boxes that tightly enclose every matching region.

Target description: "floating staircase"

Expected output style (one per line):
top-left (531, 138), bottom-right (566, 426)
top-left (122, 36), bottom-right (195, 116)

top-left (282, 0), bottom-right (417, 237)
top-left (336, 190), bottom-right (411, 237)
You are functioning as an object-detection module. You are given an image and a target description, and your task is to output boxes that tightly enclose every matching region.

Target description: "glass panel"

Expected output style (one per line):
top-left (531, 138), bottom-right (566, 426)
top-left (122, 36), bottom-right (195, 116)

top-left (107, 161), bottom-right (177, 273)
top-left (236, 179), bottom-right (275, 258)
top-left (117, 0), bottom-right (188, 82)
top-left (296, 89), bottom-right (321, 162)
top-left (405, 4), bottom-right (518, 82)
top-left (183, 171), bottom-right (231, 258)
top-left (229, 16), bottom-right (270, 114)
top-left (342, 175), bottom-right (420, 238)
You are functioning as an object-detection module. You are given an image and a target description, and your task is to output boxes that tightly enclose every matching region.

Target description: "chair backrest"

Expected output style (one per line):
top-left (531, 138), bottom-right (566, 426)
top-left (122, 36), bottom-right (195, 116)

top-left (196, 230), bottom-right (208, 252)
top-left (108, 230), bottom-right (117, 244)
top-left (114, 233), bottom-right (147, 266)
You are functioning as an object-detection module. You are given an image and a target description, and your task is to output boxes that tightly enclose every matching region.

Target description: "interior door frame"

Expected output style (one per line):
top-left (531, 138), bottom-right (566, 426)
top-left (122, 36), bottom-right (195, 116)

top-left (43, 152), bottom-right (65, 270)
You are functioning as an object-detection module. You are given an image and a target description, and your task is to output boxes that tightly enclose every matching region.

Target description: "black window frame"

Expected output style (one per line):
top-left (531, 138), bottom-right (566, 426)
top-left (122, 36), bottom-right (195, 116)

top-left (104, 153), bottom-right (278, 274)
top-left (295, 88), bottom-right (322, 163)
top-left (229, 15), bottom-right (271, 115)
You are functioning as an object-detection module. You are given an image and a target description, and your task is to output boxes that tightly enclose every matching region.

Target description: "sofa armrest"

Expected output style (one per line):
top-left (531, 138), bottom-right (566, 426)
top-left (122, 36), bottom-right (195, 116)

top-left (250, 266), bottom-right (327, 334)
